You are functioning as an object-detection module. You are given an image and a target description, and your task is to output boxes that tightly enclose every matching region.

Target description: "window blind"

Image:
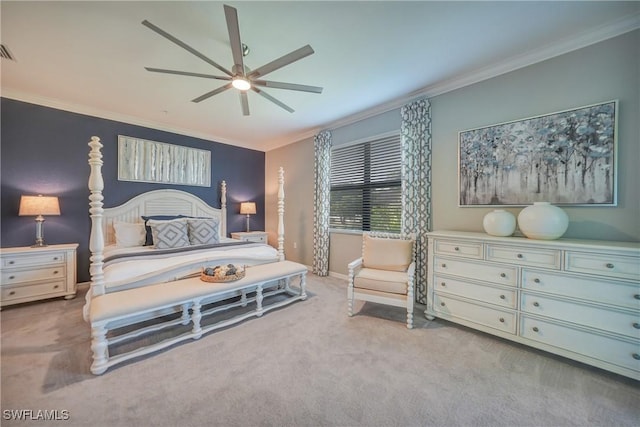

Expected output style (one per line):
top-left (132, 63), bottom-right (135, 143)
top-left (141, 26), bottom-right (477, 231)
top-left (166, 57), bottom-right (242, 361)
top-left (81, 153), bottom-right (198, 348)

top-left (330, 134), bottom-right (402, 232)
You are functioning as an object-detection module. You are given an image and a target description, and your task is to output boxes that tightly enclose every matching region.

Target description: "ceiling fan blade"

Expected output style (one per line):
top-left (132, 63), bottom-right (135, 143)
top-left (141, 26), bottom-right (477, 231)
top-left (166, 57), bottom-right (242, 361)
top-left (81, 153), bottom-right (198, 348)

top-left (251, 87), bottom-right (294, 113)
top-left (224, 5), bottom-right (245, 76)
top-left (142, 20), bottom-right (233, 77)
top-left (252, 79), bottom-right (323, 94)
top-left (248, 45), bottom-right (315, 79)
top-left (239, 92), bottom-right (250, 116)
top-left (145, 67), bottom-right (231, 81)
top-left (191, 82), bottom-right (233, 103)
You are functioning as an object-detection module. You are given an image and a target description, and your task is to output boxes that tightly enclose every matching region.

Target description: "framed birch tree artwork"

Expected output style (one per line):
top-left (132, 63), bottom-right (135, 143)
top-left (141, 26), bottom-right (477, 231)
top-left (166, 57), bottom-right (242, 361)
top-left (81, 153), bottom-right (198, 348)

top-left (458, 100), bottom-right (617, 206)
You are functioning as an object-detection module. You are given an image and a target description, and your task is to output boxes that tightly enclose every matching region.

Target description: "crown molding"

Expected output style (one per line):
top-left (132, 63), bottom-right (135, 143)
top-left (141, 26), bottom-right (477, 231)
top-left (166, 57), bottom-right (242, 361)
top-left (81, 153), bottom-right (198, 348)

top-left (279, 11), bottom-right (640, 150)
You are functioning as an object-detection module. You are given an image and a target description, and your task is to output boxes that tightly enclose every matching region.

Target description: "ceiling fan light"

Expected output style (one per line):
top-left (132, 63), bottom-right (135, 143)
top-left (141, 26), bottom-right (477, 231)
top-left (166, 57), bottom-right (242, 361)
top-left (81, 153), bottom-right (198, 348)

top-left (232, 77), bottom-right (251, 91)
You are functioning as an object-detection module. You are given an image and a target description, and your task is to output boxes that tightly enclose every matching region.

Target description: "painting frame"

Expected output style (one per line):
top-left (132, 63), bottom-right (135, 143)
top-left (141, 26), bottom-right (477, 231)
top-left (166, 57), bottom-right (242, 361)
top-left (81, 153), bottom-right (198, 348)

top-left (118, 135), bottom-right (211, 187)
top-left (458, 100), bottom-right (618, 207)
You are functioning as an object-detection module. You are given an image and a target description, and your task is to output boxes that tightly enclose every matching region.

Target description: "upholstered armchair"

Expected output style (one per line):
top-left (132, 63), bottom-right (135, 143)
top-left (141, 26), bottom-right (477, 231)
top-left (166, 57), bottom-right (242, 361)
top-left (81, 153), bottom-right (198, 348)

top-left (347, 232), bottom-right (416, 329)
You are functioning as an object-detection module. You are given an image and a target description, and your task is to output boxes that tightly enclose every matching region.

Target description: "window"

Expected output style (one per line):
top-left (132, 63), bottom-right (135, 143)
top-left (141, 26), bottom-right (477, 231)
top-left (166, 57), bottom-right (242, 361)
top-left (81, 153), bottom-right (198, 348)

top-left (330, 134), bottom-right (402, 233)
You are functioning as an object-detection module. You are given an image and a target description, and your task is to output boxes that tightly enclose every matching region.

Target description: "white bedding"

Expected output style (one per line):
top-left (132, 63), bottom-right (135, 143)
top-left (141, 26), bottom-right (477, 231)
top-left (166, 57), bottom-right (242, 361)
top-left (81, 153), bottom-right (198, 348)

top-left (102, 240), bottom-right (279, 292)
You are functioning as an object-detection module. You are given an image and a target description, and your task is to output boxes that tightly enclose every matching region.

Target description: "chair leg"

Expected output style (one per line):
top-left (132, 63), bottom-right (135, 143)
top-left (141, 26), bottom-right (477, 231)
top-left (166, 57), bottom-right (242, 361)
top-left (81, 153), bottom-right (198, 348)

top-left (347, 283), bottom-right (354, 317)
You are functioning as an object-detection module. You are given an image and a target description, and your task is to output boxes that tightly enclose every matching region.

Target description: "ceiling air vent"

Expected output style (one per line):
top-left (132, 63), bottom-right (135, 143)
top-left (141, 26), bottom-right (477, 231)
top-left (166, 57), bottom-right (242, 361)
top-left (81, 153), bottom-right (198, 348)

top-left (0, 44), bottom-right (16, 61)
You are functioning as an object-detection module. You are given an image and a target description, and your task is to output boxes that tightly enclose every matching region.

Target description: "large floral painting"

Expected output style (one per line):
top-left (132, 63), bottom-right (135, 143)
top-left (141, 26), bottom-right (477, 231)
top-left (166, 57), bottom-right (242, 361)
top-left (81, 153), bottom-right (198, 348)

top-left (458, 101), bottom-right (617, 206)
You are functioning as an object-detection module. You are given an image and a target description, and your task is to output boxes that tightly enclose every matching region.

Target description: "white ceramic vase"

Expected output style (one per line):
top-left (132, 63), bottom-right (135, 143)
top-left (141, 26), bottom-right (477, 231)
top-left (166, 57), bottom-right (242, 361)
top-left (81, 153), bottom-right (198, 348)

top-left (482, 210), bottom-right (516, 237)
top-left (517, 202), bottom-right (569, 240)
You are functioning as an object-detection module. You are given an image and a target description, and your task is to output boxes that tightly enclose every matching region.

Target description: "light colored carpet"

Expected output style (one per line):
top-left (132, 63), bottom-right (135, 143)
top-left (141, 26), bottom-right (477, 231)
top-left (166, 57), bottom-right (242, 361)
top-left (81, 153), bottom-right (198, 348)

top-left (1, 274), bottom-right (638, 427)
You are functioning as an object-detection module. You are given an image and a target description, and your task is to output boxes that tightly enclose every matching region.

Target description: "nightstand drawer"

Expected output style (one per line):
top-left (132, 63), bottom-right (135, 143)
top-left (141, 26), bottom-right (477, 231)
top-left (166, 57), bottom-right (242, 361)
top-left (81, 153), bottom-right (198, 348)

top-left (434, 239), bottom-right (483, 259)
top-left (2, 252), bottom-right (66, 268)
top-left (1, 280), bottom-right (67, 302)
top-left (486, 244), bottom-right (561, 269)
top-left (230, 232), bottom-right (267, 243)
top-left (2, 266), bottom-right (66, 285)
top-left (565, 251), bottom-right (639, 281)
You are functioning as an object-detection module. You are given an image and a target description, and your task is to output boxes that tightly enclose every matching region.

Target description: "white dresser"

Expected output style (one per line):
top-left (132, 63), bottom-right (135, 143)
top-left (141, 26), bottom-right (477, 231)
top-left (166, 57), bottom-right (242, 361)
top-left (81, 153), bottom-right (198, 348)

top-left (230, 231), bottom-right (268, 243)
top-left (425, 231), bottom-right (640, 379)
top-left (1, 243), bottom-right (78, 308)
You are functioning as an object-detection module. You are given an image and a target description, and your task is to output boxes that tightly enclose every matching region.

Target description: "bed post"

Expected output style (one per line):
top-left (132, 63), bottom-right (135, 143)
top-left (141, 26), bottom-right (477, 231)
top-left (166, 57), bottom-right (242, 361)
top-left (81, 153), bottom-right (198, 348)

top-left (84, 136), bottom-right (106, 322)
top-left (277, 167), bottom-right (285, 261)
top-left (221, 180), bottom-right (227, 238)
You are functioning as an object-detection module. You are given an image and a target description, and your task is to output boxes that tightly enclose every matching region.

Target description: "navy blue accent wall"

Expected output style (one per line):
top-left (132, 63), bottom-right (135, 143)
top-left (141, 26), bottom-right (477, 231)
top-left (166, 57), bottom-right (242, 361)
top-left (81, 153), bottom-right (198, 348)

top-left (1, 98), bottom-right (265, 282)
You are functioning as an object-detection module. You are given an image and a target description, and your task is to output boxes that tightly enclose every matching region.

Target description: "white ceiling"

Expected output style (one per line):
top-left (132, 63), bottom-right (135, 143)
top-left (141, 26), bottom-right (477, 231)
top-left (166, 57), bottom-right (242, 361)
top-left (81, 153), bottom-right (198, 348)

top-left (2, 1), bottom-right (638, 152)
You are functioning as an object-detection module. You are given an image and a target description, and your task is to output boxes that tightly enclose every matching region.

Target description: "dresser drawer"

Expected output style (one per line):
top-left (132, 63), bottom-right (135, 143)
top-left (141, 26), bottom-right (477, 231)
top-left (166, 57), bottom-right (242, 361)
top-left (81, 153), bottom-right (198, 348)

top-left (1, 280), bottom-right (67, 302)
top-left (522, 269), bottom-right (640, 310)
top-left (434, 239), bottom-right (483, 259)
top-left (520, 316), bottom-right (640, 373)
top-left (486, 245), bottom-right (561, 269)
top-left (434, 294), bottom-right (516, 334)
top-left (2, 252), bottom-right (66, 268)
top-left (565, 251), bottom-right (640, 281)
top-left (1, 266), bottom-right (66, 285)
top-left (434, 256), bottom-right (517, 286)
top-left (435, 275), bottom-right (516, 308)
top-left (521, 292), bottom-right (640, 339)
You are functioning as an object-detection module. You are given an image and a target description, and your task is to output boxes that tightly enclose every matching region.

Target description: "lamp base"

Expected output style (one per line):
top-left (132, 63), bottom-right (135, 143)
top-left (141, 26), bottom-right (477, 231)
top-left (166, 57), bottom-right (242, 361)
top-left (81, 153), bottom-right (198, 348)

top-left (32, 217), bottom-right (47, 247)
top-left (245, 215), bottom-right (251, 233)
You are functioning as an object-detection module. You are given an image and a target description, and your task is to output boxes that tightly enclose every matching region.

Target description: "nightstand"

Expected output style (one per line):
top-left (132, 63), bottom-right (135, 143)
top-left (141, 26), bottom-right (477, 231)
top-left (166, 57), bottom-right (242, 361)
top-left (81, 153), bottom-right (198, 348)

top-left (230, 231), bottom-right (268, 244)
top-left (0, 243), bottom-right (78, 308)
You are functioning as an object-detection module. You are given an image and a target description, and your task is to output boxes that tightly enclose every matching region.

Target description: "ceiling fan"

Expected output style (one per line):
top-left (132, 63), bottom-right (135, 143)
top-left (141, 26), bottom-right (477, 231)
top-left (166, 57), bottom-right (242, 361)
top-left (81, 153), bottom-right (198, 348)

top-left (142, 4), bottom-right (323, 115)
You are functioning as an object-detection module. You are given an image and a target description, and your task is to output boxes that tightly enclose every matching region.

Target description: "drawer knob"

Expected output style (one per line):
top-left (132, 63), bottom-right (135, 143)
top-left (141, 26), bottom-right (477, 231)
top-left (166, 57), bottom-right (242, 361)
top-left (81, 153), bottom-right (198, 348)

top-left (605, 263), bottom-right (614, 269)
top-left (499, 317), bottom-right (505, 323)
top-left (8, 275), bottom-right (15, 280)
top-left (633, 354), bottom-right (640, 361)
top-left (499, 295), bottom-right (506, 300)
top-left (440, 302), bottom-right (445, 307)
top-left (9, 291), bottom-right (15, 296)
top-left (440, 282), bottom-right (446, 287)
top-left (533, 278), bottom-right (541, 284)
top-left (500, 273), bottom-right (506, 278)
top-left (8, 260), bottom-right (15, 265)
top-left (54, 285), bottom-right (59, 289)
top-left (53, 270), bottom-right (59, 275)
top-left (633, 323), bottom-right (640, 330)
top-left (517, 254), bottom-right (523, 259)
top-left (454, 247), bottom-right (460, 251)
top-left (634, 294), bottom-right (640, 300)
top-left (532, 327), bottom-right (539, 332)
top-left (441, 263), bottom-right (447, 268)
top-left (533, 302), bottom-right (540, 307)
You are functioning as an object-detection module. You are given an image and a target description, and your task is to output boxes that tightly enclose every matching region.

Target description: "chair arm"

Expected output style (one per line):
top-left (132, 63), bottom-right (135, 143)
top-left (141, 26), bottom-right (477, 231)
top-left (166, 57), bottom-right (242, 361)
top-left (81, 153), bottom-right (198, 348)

top-left (407, 261), bottom-right (416, 276)
top-left (347, 258), bottom-right (363, 270)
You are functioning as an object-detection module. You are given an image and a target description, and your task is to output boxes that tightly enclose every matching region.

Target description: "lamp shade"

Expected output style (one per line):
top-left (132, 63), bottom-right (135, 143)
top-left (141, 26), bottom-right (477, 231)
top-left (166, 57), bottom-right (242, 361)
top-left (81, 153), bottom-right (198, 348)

top-left (240, 202), bottom-right (256, 215)
top-left (19, 195), bottom-right (60, 216)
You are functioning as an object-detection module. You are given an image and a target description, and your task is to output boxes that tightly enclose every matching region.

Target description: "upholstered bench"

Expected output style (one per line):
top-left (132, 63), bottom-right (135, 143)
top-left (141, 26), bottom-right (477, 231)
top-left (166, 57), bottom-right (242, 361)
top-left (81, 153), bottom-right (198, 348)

top-left (89, 260), bottom-right (307, 375)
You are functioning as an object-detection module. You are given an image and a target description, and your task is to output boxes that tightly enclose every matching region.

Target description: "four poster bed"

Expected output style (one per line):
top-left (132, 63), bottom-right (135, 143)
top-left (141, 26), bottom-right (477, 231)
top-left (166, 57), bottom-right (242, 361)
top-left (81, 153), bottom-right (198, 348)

top-left (83, 136), bottom-right (292, 326)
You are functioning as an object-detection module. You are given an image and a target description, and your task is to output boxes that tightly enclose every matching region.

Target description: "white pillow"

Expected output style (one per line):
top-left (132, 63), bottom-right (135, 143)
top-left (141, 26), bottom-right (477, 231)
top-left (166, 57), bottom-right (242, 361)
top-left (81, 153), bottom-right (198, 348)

top-left (113, 222), bottom-right (146, 248)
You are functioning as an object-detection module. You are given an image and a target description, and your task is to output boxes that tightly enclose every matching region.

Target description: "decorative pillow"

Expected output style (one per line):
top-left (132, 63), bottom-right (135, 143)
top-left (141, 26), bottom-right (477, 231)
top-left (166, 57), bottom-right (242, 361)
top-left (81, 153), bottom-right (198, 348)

top-left (142, 215), bottom-right (185, 246)
top-left (187, 218), bottom-right (220, 245)
top-left (113, 221), bottom-right (146, 248)
top-left (147, 219), bottom-right (190, 249)
top-left (362, 234), bottom-right (413, 272)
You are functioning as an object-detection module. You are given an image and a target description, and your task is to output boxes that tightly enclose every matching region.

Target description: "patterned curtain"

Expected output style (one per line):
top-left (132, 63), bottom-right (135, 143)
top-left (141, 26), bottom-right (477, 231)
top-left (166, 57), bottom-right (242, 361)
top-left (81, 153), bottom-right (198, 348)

top-left (401, 98), bottom-right (432, 304)
top-left (313, 130), bottom-right (332, 276)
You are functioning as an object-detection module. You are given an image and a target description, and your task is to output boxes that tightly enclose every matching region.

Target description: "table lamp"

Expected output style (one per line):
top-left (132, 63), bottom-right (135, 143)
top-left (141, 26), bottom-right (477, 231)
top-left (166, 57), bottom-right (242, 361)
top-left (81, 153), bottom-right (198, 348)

top-left (240, 202), bottom-right (256, 232)
top-left (19, 195), bottom-right (60, 247)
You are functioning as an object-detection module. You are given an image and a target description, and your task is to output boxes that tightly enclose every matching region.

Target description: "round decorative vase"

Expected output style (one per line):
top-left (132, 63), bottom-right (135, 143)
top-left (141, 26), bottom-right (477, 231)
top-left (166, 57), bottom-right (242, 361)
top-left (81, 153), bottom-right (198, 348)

top-left (482, 210), bottom-right (516, 237)
top-left (517, 202), bottom-right (569, 240)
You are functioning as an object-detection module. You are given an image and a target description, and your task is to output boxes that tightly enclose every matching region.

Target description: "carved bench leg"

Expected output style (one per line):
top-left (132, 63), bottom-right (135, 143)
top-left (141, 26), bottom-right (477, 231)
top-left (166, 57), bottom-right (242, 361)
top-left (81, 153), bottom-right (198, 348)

top-left (255, 283), bottom-right (264, 317)
top-left (240, 289), bottom-right (248, 307)
top-left (191, 300), bottom-right (202, 339)
top-left (90, 322), bottom-right (109, 375)
top-left (181, 303), bottom-right (190, 325)
top-left (300, 273), bottom-right (307, 301)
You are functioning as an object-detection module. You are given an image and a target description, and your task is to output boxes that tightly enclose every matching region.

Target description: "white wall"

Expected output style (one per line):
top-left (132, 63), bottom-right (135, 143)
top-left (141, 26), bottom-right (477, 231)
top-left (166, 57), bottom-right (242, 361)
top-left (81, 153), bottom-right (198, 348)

top-left (266, 30), bottom-right (640, 277)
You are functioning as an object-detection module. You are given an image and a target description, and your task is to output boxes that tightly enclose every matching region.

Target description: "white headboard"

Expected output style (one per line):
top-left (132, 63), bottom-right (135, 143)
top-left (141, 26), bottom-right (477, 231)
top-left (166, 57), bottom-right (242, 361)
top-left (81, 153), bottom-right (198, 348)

top-left (102, 188), bottom-right (227, 246)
